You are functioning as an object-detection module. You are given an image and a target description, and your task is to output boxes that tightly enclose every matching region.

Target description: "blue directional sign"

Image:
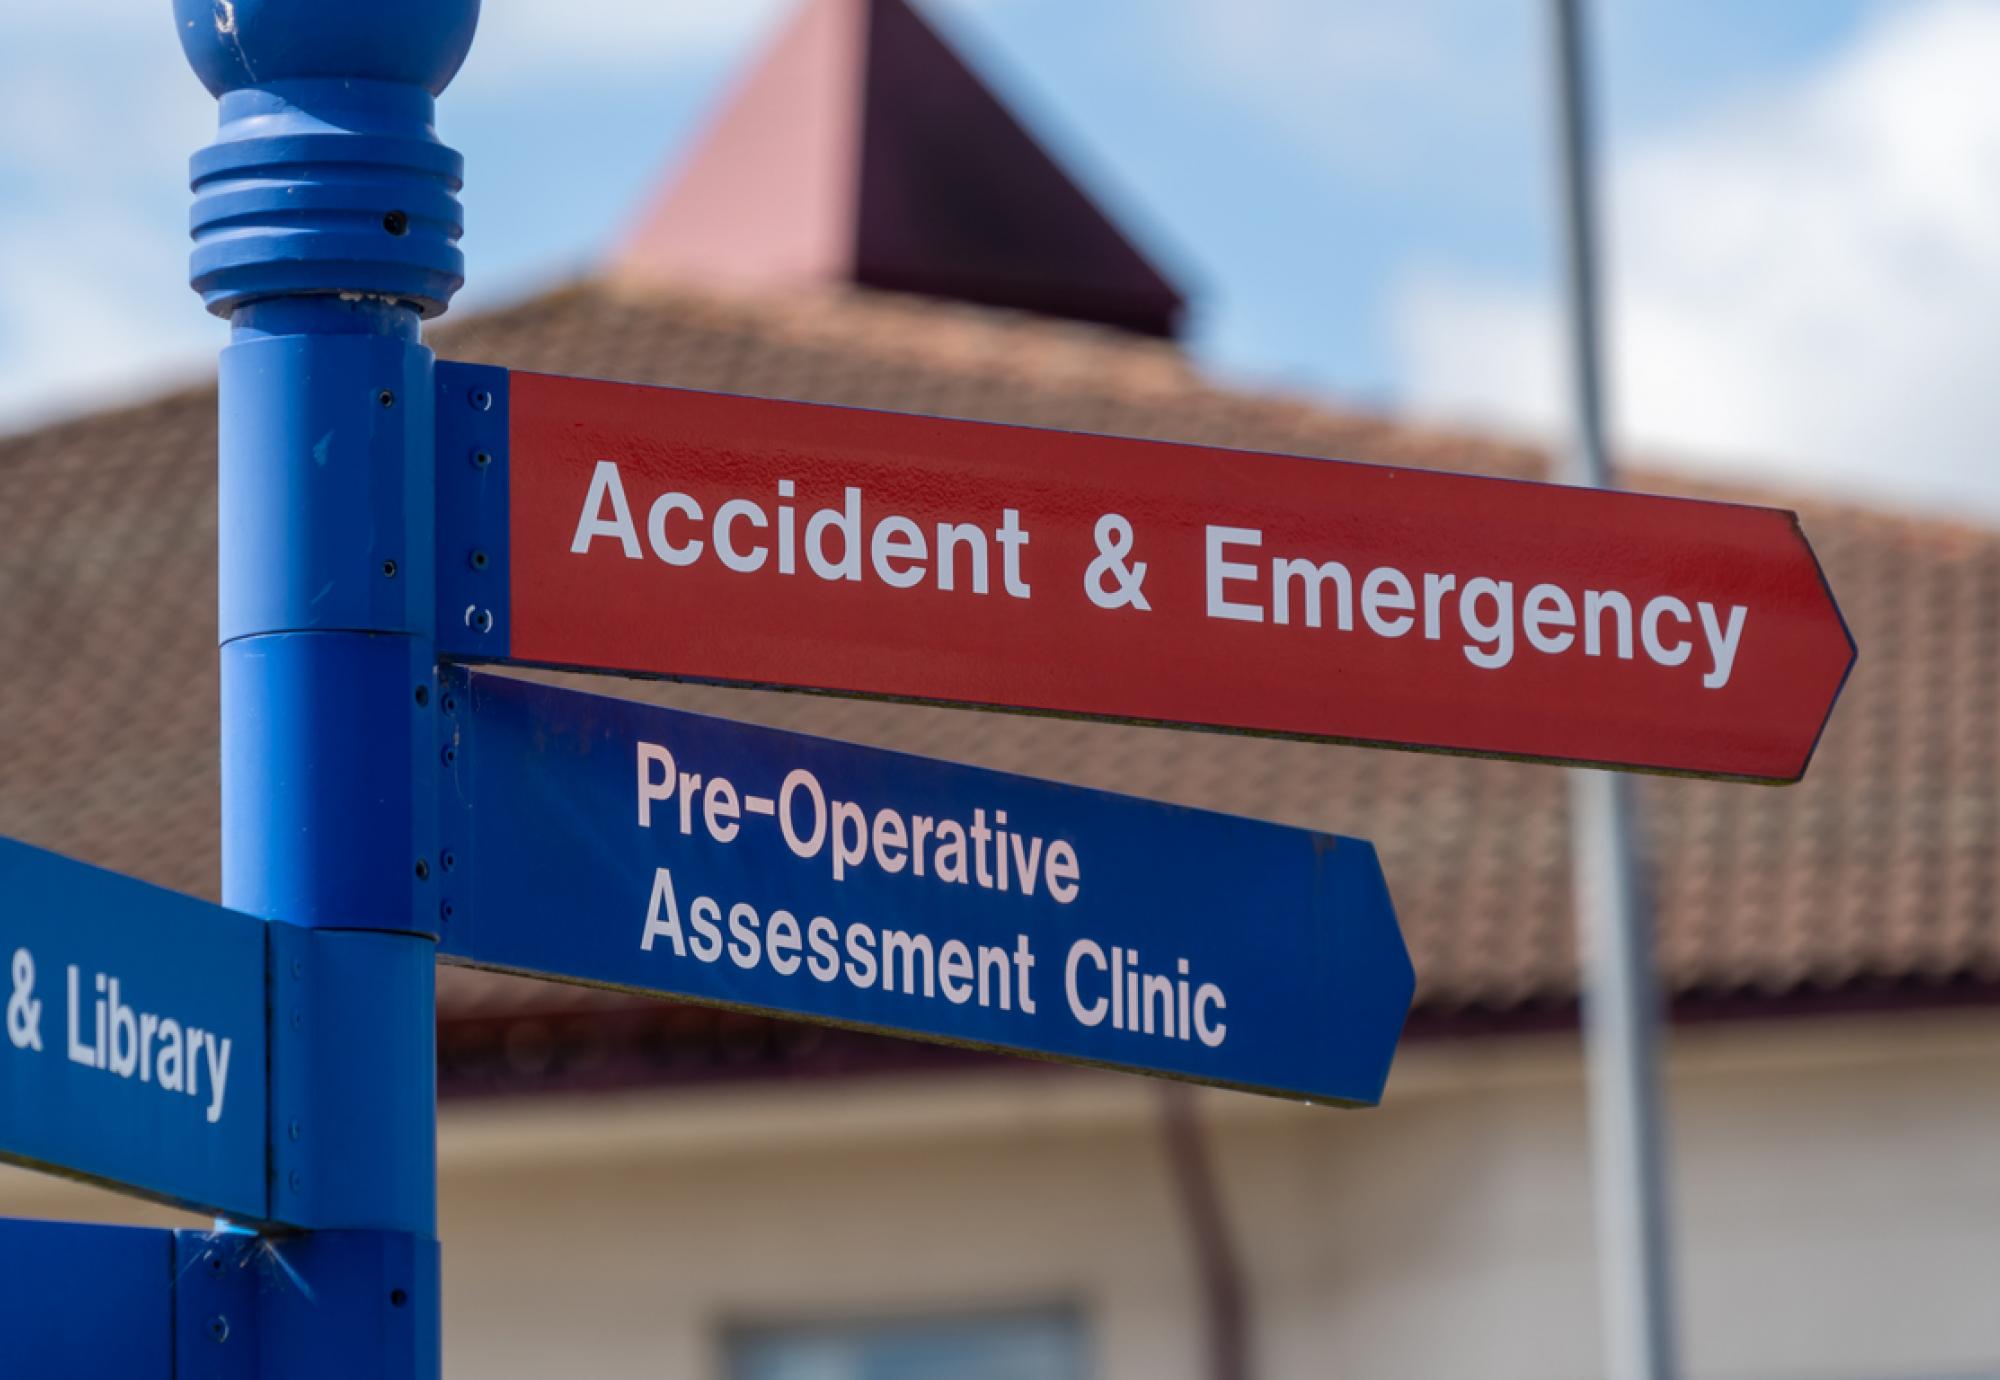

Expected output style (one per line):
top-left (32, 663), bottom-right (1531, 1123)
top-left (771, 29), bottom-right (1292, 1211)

top-left (0, 838), bottom-right (268, 1219)
top-left (436, 671), bottom-right (1415, 1104)
top-left (0, 1217), bottom-right (175, 1380)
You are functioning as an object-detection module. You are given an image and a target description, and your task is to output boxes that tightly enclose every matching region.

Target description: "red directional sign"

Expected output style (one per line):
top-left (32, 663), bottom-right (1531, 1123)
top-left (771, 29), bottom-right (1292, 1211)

top-left (441, 366), bottom-right (1853, 783)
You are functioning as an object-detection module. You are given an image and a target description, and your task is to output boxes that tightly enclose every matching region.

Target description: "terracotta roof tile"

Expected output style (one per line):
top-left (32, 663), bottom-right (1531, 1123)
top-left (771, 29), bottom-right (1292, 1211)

top-left (3, 280), bottom-right (1995, 1070)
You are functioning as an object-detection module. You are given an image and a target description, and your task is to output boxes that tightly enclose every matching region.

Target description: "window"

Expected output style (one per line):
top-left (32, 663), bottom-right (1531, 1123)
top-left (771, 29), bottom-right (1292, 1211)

top-left (729, 1309), bottom-right (1086, 1380)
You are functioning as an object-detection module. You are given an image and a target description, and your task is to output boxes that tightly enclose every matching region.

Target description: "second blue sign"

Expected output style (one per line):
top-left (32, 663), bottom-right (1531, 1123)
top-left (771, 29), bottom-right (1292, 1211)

top-left (436, 671), bottom-right (1414, 1105)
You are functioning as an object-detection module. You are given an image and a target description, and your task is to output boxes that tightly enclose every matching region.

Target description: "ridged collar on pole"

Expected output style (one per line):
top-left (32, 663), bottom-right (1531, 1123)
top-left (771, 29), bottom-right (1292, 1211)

top-left (176, 0), bottom-right (481, 319)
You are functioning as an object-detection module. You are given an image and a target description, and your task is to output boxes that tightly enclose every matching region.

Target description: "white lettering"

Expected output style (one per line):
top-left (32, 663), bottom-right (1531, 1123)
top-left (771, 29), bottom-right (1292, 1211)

top-left (997, 509), bottom-right (1032, 598)
top-left (1045, 840), bottom-right (1081, 904)
top-left (805, 487), bottom-right (862, 582)
top-left (1460, 578), bottom-right (1515, 669)
top-left (636, 743), bottom-right (674, 827)
top-left (1066, 939), bottom-right (1108, 1027)
top-left (1423, 572), bottom-right (1457, 639)
top-left (640, 868), bottom-right (686, 954)
top-left (1206, 526), bottom-right (1263, 622)
top-left (688, 897), bottom-right (723, 962)
top-left (1272, 558), bottom-right (1352, 630)
top-left (1194, 984), bottom-right (1228, 1047)
top-left (713, 498), bottom-right (769, 573)
top-left (780, 768), bottom-right (826, 859)
top-left (936, 522), bottom-right (989, 594)
top-left (870, 516), bottom-right (927, 589)
top-left (569, 460), bottom-right (641, 557)
top-left (1361, 567), bottom-right (1415, 638)
top-left (1698, 603), bottom-right (1748, 689)
top-left (1523, 583), bottom-right (1576, 655)
top-left (645, 492), bottom-right (703, 565)
top-left (66, 965), bottom-right (89, 1066)
top-left (1584, 589), bottom-right (1634, 659)
top-left (203, 1036), bottom-right (232, 1125)
top-left (1642, 595), bottom-right (1693, 667)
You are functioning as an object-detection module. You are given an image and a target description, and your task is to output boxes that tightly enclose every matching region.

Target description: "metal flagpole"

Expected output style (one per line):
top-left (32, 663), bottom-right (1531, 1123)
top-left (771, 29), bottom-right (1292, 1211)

top-left (1544, 3), bottom-right (1682, 1378)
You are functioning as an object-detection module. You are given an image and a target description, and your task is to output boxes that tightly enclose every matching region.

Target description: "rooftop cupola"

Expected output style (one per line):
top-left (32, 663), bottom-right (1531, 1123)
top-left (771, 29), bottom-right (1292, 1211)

top-left (613, 0), bottom-right (1186, 339)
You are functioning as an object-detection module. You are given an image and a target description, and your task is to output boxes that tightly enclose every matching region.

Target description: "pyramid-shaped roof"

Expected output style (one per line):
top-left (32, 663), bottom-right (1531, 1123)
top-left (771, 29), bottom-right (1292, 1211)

top-left (614, 0), bottom-right (1187, 338)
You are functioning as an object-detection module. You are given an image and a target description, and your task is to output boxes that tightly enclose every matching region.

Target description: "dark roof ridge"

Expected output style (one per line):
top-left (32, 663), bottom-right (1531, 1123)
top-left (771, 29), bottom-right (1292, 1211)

top-left (550, 275), bottom-right (1198, 394)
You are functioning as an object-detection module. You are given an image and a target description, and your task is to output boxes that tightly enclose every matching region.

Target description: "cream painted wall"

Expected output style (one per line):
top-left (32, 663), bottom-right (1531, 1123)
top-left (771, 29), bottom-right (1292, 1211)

top-left (5, 1011), bottom-right (1997, 1380)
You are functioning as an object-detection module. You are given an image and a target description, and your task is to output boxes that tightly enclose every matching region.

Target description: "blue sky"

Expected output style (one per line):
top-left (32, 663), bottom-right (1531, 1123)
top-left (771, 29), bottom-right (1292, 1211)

top-left (4, 0), bottom-right (1995, 518)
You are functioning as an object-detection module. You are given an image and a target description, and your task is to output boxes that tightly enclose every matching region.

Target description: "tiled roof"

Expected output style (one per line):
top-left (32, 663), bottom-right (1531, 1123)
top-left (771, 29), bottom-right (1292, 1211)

top-left (3, 279), bottom-right (1995, 1092)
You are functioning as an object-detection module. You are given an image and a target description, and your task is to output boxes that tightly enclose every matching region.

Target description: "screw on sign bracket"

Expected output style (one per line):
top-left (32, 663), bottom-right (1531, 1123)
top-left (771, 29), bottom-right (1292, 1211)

top-left (174, 1231), bottom-right (259, 1378)
top-left (171, 1227), bottom-right (438, 1379)
top-left (433, 362), bottom-right (512, 662)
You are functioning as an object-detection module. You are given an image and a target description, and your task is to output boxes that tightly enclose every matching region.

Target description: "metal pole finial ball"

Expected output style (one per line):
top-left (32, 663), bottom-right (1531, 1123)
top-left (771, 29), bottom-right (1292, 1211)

top-left (174, 0), bottom-right (481, 98)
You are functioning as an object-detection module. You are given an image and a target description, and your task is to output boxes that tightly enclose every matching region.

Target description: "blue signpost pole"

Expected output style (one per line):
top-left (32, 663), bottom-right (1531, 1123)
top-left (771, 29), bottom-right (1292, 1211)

top-left (176, 2), bottom-right (480, 1374)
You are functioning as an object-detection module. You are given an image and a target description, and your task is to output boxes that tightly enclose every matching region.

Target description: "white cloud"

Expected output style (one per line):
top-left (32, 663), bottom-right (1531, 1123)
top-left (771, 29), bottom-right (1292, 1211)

top-left (0, 23), bottom-right (219, 430)
top-left (1395, 277), bottom-right (1559, 431)
top-left (1393, 0), bottom-right (2000, 518)
top-left (0, 207), bottom-right (219, 429)
top-left (1159, 0), bottom-right (1531, 188)
top-left (461, 0), bottom-right (792, 80)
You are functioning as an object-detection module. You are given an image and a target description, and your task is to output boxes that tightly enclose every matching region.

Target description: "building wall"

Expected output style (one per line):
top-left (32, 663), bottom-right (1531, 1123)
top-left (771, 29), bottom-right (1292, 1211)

top-left (6, 1010), bottom-right (1998, 1380)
